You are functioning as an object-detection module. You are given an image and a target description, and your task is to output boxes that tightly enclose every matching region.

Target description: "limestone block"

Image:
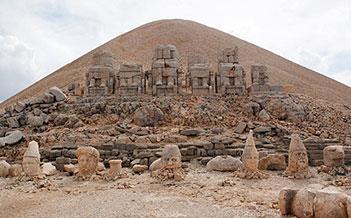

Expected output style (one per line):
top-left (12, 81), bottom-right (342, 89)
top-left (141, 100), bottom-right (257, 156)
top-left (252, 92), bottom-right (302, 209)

top-left (42, 162), bottom-right (57, 176)
top-left (0, 159), bottom-right (11, 177)
top-left (49, 86), bottom-right (67, 102)
top-left (323, 145), bottom-right (344, 167)
top-left (206, 155), bottom-right (242, 172)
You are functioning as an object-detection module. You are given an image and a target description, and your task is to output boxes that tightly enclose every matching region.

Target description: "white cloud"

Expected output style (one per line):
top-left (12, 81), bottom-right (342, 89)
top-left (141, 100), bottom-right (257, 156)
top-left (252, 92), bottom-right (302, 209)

top-left (0, 0), bottom-right (350, 101)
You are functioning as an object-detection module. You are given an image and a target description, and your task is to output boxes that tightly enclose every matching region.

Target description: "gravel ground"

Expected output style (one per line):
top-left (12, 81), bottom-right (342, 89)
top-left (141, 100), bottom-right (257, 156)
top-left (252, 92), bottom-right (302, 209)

top-left (0, 167), bottom-right (348, 218)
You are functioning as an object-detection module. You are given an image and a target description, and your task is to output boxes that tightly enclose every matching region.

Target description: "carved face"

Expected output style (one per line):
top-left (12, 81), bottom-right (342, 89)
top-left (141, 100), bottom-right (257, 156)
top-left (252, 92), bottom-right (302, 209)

top-left (22, 157), bottom-right (41, 176)
top-left (78, 154), bottom-right (98, 176)
top-left (164, 155), bottom-right (181, 169)
top-left (290, 150), bottom-right (308, 170)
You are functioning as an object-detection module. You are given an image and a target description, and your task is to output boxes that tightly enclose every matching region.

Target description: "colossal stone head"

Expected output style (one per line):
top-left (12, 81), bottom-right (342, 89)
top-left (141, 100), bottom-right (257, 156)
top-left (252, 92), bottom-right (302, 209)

top-left (161, 144), bottom-right (182, 169)
top-left (323, 145), bottom-right (345, 167)
top-left (242, 130), bottom-right (259, 172)
top-left (287, 134), bottom-right (309, 172)
top-left (22, 141), bottom-right (41, 177)
top-left (76, 146), bottom-right (100, 177)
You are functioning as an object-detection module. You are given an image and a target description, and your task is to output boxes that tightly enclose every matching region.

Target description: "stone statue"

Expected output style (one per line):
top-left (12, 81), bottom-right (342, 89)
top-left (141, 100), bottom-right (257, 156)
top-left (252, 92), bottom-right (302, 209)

top-left (22, 141), bottom-right (41, 177)
top-left (318, 145), bottom-right (349, 175)
top-left (76, 146), bottom-right (100, 178)
top-left (283, 134), bottom-right (312, 179)
top-left (235, 130), bottom-right (268, 179)
top-left (279, 185), bottom-right (351, 218)
top-left (104, 159), bottom-right (127, 180)
top-left (151, 144), bottom-right (185, 181)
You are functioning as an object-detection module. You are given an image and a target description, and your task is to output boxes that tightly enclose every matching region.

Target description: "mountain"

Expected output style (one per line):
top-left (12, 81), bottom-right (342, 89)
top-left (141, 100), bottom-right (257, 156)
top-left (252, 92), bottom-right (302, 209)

top-left (1, 19), bottom-right (350, 110)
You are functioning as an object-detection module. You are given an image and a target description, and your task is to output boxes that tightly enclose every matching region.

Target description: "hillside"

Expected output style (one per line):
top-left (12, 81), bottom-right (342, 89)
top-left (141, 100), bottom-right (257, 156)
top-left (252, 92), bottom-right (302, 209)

top-left (1, 19), bottom-right (350, 110)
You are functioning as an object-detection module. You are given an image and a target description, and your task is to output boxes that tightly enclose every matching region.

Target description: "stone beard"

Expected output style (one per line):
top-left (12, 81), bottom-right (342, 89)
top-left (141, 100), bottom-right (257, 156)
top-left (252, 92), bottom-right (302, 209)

top-left (243, 154), bottom-right (259, 172)
top-left (162, 154), bottom-right (182, 169)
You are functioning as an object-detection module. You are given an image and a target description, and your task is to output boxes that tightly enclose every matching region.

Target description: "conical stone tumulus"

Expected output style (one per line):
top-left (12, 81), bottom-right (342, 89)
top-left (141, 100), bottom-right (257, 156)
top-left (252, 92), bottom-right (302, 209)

top-left (283, 134), bottom-right (312, 179)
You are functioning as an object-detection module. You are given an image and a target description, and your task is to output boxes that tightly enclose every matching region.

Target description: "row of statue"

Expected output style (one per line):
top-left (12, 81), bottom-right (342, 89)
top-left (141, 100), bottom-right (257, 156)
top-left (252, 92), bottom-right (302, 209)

top-left (79, 45), bottom-right (282, 97)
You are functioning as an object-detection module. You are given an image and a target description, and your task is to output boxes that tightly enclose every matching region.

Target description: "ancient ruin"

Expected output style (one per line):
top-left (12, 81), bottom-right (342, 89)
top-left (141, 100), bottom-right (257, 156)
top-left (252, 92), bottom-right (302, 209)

top-left (249, 65), bottom-right (282, 93)
top-left (283, 134), bottom-right (312, 179)
top-left (318, 145), bottom-right (349, 175)
top-left (22, 141), bottom-right (41, 177)
top-left (235, 130), bottom-right (268, 179)
top-left (116, 64), bottom-right (144, 96)
top-left (151, 144), bottom-right (185, 181)
top-left (149, 45), bottom-right (180, 96)
top-left (216, 47), bottom-right (246, 95)
top-left (279, 185), bottom-right (351, 218)
top-left (76, 146), bottom-right (100, 178)
top-left (188, 56), bottom-right (214, 95)
top-left (85, 51), bottom-right (115, 96)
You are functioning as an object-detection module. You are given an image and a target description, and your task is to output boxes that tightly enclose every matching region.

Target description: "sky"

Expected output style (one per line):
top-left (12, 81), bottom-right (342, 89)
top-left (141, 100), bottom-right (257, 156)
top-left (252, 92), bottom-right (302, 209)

top-left (0, 0), bottom-right (350, 102)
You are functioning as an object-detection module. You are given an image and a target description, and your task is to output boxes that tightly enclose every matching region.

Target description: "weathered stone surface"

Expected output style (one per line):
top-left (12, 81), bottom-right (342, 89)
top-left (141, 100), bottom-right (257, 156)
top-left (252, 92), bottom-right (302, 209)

top-left (279, 186), bottom-right (351, 218)
top-left (179, 129), bottom-right (202, 136)
top-left (323, 145), bottom-right (344, 167)
top-left (0, 158), bottom-right (11, 177)
top-left (132, 105), bottom-right (164, 127)
top-left (54, 114), bottom-right (69, 126)
top-left (7, 117), bottom-right (19, 128)
top-left (149, 158), bottom-right (162, 171)
top-left (27, 115), bottom-right (44, 127)
top-left (206, 155), bottom-right (242, 172)
top-left (234, 122), bottom-right (247, 134)
top-left (63, 164), bottom-right (77, 173)
top-left (8, 164), bottom-right (23, 177)
top-left (258, 154), bottom-right (286, 170)
top-left (49, 86), bottom-right (67, 102)
top-left (14, 101), bottom-right (26, 113)
top-left (42, 162), bottom-right (57, 176)
top-left (265, 96), bottom-right (306, 122)
top-left (23, 141), bottom-right (41, 177)
top-left (246, 102), bottom-right (261, 117)
top-left (258, 109), bottom-right (270, 121)
top-left (108, 160), bottom-right (122, 177)
top-left (132, 164), bottom-right (148, 174)
top-left (76, 146), bottom-right (100, 177)
top-left (0, 130), bottom-right (24, 147)
top-left (283, 134), bottom-right (312, 179)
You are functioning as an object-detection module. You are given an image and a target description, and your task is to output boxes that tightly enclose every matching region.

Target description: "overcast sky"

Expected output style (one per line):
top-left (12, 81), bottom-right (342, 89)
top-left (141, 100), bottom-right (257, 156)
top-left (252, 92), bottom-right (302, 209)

top-left (0, 0), bottom-right (350, 102)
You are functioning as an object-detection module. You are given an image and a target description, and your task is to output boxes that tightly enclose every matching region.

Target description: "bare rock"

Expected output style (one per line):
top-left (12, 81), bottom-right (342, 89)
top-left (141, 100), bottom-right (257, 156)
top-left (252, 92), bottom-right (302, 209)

top-left (323, 145), bottom-right (344, 167)
top-left (49, 86), bottom-right (67, 102)
top-left (27, 115), bottom-right (44, 127)
top-left (149, 158), bottom-right (163, 171)
top-left (0, 158), bottom-right (11, 177)
top-left (258, 154), bottom-right (287, 170)
top-left (235, 122), bottom-right (247, 134)
top-left (14, 101), bottom-right (26, 113)
top-left (42, 162), bottom-right (58, 176)
top-left (7, 117), bottom-right (19, 128)
top-left (8, 164), bottom-right (23, 177)
top-left (258, 109), bottom-right (270, 121)
top-left (180, 129), bottom-right (202, 137)
top-left (132, 105), bottom-right (164, 127)
top-left (0, 130), bottom-right (24, 146)
top-left (206, 155), bottom-right (242, 172)
top-left (132, 164), bottom-right (148, 174)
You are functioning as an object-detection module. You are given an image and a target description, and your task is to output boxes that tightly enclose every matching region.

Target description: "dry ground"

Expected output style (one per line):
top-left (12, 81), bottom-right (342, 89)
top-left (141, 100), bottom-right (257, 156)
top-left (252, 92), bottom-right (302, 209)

top-left (1, 166), bottom-right (348, 218)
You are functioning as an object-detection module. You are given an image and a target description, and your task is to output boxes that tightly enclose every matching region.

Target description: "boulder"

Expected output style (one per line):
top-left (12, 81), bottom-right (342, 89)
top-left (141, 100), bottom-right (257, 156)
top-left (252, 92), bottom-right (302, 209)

top-left (43, 92), bottom-right (55, 104)
top-left (132, 105), bottom-right (164, 127)
top-left (258, 109), bottom-right (270, 121)
top-left (14, 101), bottom-right (26, 113)
top-left (246, 102), bottom-right (261, 117)
top-left (180, 129), bottom-right (202, 137)
top-left (132, 164), bottom-right (148, 174)
top-left (63, 164), bottom-right (77, 174)
top-left (27, 115), bottom-right (44, 127)
top-left (7, 117), bottom-right (19, 128)
top-left (53, 114), bottom-right (69, 126)
top-left (323, 145), bottom-right (345, 167)
top-left (149, 158), bottom-right (163, 171)
top-left (206, 155), bottom-right (243, 172)
top-left (49, 86), bottom-right (67, 102)
top-left (0, 130), bottom-right (24, 146)
top-left (8, 164), bottom-right (23, 177)
top-left (42, 163), bottom-right (57, 176)
top-left (259, 154), bottom-right (287, 170)
top-left (0, 158), bottom-right (11, 177)
top-left (235, 122), bottom-right (247, 134)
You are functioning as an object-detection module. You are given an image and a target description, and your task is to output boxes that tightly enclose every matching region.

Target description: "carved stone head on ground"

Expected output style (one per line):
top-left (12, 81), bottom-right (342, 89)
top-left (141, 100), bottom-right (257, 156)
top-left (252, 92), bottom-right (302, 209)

top-left (22, 141), bottom-right (41, 177)
top-left (161, 144), bottom-right (182, 169)
top-left (287, 134), bottom-right (308, 171)
top-left (76, 146), bottom-right (100, 177)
